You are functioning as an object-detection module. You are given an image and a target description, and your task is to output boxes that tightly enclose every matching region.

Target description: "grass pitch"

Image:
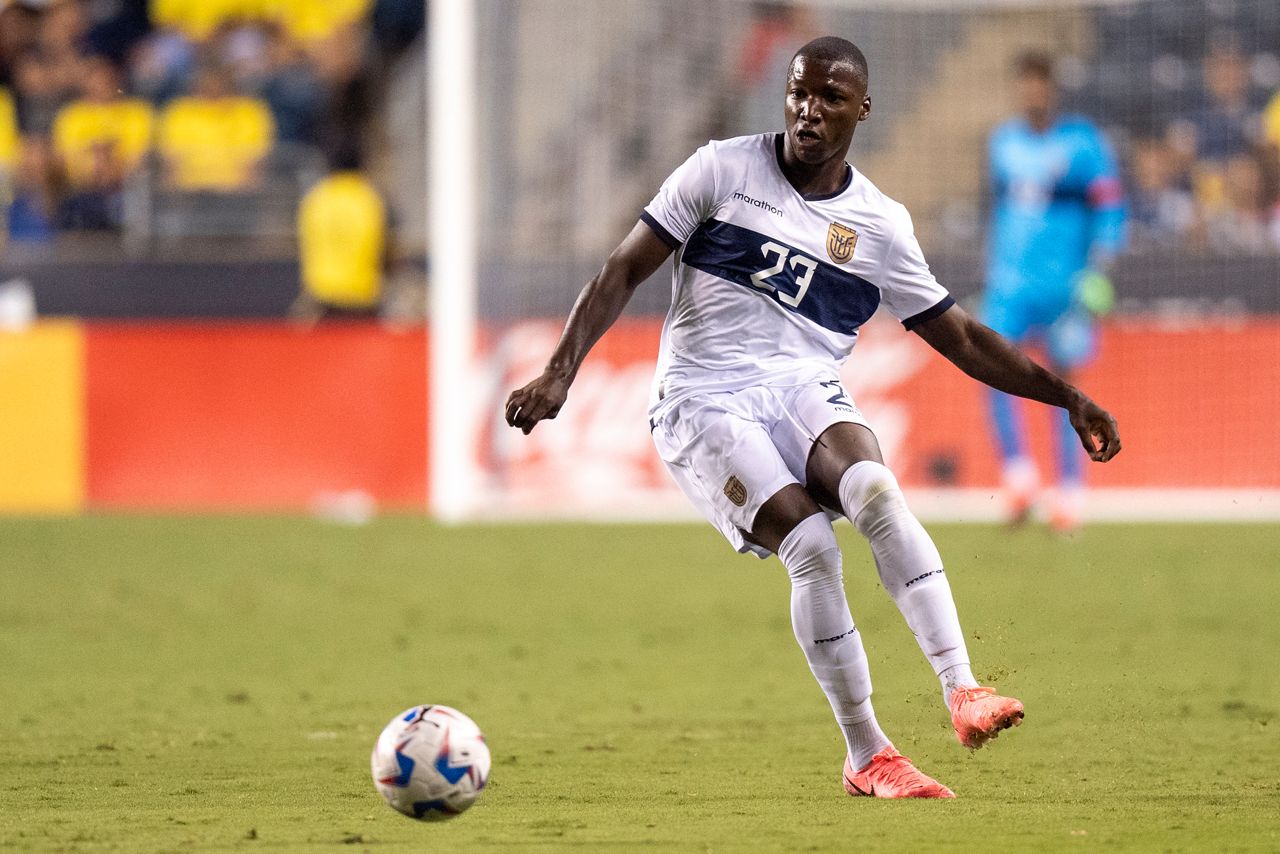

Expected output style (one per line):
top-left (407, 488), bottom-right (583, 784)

top-left (2, 516), bottom-right (1278, 852)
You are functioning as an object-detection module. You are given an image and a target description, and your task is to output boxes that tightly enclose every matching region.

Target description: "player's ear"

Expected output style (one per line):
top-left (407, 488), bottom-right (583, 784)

top-left (859, 96), bottom-right (871, 122)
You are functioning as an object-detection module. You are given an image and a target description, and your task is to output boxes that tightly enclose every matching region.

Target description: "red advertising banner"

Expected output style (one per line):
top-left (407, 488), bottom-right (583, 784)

top-left (85, 323), bottom-right (428, 510)
top-left (4, 316), bottom-right (1262, 517)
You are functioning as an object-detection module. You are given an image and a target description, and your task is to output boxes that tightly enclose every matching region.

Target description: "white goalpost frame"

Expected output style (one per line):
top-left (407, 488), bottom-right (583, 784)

top-left (427, 0), bottom-right (479, 523)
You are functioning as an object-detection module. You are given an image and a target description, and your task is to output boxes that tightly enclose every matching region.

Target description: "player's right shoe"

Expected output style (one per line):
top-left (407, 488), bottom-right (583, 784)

top-left (1049, 485), bottom-right (1085, 534)
top-left (949, 686), bottom-right (1025, 749)
top-left (841, 747), bottom-right (955, 799)
top-left (1001, 457), bottom-right (1039, 528)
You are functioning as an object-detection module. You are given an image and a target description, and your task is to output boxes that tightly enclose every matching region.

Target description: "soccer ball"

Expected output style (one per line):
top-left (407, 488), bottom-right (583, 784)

top-left (370, 705), bottom-right (491, 821)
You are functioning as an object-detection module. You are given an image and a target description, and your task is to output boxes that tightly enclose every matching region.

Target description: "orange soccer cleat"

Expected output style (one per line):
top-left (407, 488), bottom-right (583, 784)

top-left (1002, 458), bottom-right (1039, 528)
top-left (842, 747), bottom-right (956, 799)
top-left (949, 686), bottom-right (1025, 749)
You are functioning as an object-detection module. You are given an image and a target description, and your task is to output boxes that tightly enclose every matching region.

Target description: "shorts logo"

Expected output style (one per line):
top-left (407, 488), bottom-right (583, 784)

top-left (723, 476), bottom-right (747, 507)
top-left (826, 222), bottom-right (858, 264)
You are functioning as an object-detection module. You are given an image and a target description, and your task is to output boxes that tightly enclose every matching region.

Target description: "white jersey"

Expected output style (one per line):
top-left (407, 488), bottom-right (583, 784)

top-left (642, 133), bottom-right (953, 416)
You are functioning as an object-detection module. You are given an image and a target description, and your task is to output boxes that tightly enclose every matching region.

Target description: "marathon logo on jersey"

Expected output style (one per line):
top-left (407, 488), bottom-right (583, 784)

top-left (723, 475), bottom-right (747, 507)
top-left (826, 222), bottom-right (858, 264)
top-left (732, 191), bottom-right (783, 217)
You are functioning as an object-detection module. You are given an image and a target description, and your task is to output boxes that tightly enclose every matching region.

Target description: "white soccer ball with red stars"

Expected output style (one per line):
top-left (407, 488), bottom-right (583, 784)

top-left (371, 705), bottom-right (491, 821)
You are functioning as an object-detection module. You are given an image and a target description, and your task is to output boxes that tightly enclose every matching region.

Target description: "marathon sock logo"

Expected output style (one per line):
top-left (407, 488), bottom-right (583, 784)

top-left (813, 626), bottom-right (858, 644)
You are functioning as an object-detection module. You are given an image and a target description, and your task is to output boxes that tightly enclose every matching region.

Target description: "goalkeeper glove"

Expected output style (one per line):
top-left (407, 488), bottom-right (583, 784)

top-left (1075, 269), bottom-right (1115, 317)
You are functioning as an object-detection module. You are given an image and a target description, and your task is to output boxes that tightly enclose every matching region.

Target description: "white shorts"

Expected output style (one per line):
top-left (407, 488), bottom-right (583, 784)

top-left (650, 379), bottom-right (870, 557)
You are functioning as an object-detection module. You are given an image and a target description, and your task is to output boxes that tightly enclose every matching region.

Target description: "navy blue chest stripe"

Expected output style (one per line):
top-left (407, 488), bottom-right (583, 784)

top-left (682, 218), bottom-right (880, 336)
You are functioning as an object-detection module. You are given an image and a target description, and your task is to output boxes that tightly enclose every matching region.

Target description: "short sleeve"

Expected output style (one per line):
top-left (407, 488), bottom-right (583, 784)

top-left (641, 143), bottom-right (719, 249)
top-left (879, 208), bottom-right (954, 330)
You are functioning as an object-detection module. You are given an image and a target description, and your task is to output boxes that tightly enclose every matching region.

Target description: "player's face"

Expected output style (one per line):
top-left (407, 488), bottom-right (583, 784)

top-left (784, 57), bottom-right (870, 165)
top-left (1016, 74), bottom-right (1055, 124)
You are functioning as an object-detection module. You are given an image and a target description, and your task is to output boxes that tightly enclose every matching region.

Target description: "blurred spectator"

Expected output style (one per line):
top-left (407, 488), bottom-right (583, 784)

top-left (0, 0), bottom-right (388, 241)
top-left (309, 23), bottom-right (373, 164)
top-left (1203, 153), bottom-right (1278, 254)
top-left (51, 56), bottom-right (153, 229)
top-left (157, 63), bottom-right (274, 191)
top-left (259, 23), bottom-right (323, 144)
top-left (1127, 137), bottom-right (1197, 246)
top-left (7, 136), bottom-right (62, 241)
top-left (217, 21), bottom-right (272, 92)
top-left (1170, 39), bottom-right (1260, 164)
top-left (0, 4), bottom-right (40, 87)
top-left (13, 49), bottom-right (66, 135)
top-left (1167, 38), bottom-right (1265, 219)
top-left (37, 1), bottom-right (89, 96)
top-left (128, 26), bottom-right (196, 103)
top-left (293, 143), bottom-right (389, 321)
top-left (53, 57), bottom-right (152, 186)
top-left (0, 85), bottom-right (18, 174)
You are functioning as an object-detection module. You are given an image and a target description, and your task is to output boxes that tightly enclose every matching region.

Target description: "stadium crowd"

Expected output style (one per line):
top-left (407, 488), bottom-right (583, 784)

top-left (2, 1), bottom-right (1280, 260)
top-left (0, 0), bottom-right (421, 239)
top-left (1120, 38), bottom-right (1280, 254)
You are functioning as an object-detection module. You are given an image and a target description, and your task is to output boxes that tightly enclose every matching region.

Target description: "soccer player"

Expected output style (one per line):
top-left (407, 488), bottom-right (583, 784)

top-left (506, 37), bottom-right (1121, 798)
top-left (983, 52), bottom-right (1126, 530)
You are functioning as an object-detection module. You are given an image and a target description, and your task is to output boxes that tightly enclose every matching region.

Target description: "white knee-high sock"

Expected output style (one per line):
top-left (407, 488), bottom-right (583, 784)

top-left (839, 461), bottom-right (979, 706)
top-left (777, 513), bottom-right (891, 768)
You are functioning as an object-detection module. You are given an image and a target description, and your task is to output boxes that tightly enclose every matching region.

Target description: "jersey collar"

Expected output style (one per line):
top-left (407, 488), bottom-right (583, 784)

top-left (773, 133), bottom-right (853, 202)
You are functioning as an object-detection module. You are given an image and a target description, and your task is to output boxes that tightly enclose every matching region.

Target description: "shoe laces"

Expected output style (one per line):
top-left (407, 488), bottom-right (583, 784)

top-left (951, 685), bottom-right (995, 711)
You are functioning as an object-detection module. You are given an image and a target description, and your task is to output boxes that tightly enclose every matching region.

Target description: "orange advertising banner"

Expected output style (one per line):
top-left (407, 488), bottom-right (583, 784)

top-left (1, 317), bottom-right (1269, 515)
top-left (85, 323), bottom-right (428, 510)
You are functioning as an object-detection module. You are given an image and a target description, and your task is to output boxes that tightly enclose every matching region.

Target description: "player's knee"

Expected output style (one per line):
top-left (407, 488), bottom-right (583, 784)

top-left (776, 513), bottom-right (841, 583)
top-left (838, 460), bottom-right (907, 537)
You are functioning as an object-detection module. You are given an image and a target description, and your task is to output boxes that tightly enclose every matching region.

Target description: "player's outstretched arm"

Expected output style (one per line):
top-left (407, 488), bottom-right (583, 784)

top-left (505, 222), bottom-right (673, 434)
top-left (912, 304), bottom-right (1121, 462)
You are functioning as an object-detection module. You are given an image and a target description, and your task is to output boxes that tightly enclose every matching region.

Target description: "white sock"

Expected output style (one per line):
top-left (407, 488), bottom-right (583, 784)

top-left (837, 698), bottom-right (891, 771)
top-left (777, 513), bottom-right (892, 768)
top-left (839, 461), bottom-right (978, 707)
top-left (939, 663), bottom-right (978, 705)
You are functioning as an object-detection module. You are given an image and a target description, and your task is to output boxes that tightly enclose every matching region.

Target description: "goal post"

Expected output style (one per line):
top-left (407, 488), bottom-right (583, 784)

top-left (427, 0), bottom-right (479, 523)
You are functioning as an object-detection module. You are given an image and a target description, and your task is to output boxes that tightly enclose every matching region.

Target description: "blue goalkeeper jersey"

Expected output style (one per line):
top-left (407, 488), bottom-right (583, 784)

top-left (985, 114), bottom-right (1126, 311)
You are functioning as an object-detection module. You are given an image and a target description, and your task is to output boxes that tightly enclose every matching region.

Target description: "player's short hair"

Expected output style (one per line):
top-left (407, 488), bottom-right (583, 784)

top-left (1013, 50), bottom-right (1054, 81)
top-left (790, 36), bottom-right (869, 88)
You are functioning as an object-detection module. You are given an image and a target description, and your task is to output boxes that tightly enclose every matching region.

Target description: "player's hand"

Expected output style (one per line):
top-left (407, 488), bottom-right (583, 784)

top-left (1068, 395), bottom-right (1121, 462)
top-left (505, 370), bottom-right (571, 435)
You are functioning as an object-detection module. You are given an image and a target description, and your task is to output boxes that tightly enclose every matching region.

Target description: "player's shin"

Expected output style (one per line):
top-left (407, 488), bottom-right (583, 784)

top-left (839, 461), bottom-right (978, 706)
top-left (777, 513), bottom-right (890, 769)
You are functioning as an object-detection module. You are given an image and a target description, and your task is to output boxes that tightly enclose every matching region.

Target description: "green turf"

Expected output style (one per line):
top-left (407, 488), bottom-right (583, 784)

top-left (2, 517), bottom-right (1277, 852)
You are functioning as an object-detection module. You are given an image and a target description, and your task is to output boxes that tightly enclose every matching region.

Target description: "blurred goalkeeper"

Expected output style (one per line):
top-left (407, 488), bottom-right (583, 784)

top-left (983, 52), bottom-right (1127, 531)
top-left (508, 37), bottom-right (1120, 799)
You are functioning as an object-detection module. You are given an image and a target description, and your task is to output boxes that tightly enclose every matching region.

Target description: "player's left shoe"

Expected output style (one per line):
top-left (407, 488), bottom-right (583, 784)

top-left (949, 686), bottom-right (1025, 749)
top-left (841, 747), bottom-right (956, 798)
